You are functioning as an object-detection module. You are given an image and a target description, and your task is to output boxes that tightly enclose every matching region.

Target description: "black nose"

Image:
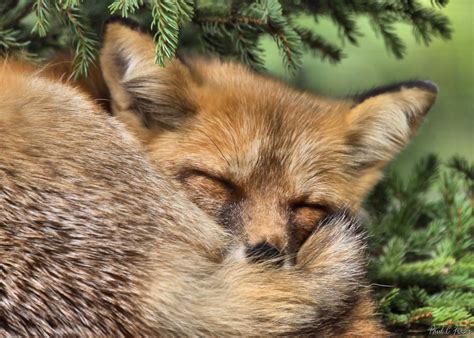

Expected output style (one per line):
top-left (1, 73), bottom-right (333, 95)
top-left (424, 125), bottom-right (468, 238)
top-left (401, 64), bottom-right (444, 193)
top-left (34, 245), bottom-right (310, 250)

top-left (245, 242), bottom-right (282, 265)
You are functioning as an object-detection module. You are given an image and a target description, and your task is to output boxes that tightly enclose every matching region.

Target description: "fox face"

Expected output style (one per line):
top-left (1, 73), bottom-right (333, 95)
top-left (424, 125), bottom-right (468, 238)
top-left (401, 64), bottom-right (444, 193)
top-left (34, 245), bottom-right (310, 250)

top-left (100, 22), bottom-right (437, 262)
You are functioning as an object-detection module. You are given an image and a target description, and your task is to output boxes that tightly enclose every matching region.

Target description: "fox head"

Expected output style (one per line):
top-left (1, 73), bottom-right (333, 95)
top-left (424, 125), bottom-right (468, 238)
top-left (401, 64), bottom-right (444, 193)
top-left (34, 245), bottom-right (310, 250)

top-left (99, 22), bottom-right (437, 263)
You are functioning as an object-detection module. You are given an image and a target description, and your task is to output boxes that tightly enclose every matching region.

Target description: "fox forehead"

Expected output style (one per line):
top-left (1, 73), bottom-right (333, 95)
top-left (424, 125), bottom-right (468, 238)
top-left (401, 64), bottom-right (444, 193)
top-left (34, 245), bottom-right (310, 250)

top-left (153, 79), bottom-right (353, 204)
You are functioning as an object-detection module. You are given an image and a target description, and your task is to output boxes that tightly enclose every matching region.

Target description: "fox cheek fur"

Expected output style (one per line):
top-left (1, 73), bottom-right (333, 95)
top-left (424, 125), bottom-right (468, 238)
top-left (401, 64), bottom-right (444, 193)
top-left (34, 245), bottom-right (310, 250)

top-left (98, 22), bottom-right (437, 258)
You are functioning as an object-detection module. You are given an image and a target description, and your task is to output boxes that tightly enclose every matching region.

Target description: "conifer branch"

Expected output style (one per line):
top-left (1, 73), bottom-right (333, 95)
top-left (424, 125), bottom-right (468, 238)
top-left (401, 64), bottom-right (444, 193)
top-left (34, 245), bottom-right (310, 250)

top-left (54, 1), bottom-right (98, 78)
top-left (0, 28), bottom-right (29, 50)
top-left (0, 0), bottom-right (453, 75)
top-left (109, 0), bottom-right (143, 18)
top-left (367, 155), bottom-right (474, 332)
top-left (294, 26), bottom-right (344, 62)
top-left (31, 0), bottom-right (51, 37)
top-left (149, 0), bottom-right (180, 66)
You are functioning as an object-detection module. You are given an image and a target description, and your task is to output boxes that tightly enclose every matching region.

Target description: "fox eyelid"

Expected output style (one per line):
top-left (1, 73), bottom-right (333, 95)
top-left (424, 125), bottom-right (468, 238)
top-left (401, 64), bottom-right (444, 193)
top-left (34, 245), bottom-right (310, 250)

top-left (180, 168), bottom-right (238, 193)
top-left (291, 202), bottom-right (330, 214)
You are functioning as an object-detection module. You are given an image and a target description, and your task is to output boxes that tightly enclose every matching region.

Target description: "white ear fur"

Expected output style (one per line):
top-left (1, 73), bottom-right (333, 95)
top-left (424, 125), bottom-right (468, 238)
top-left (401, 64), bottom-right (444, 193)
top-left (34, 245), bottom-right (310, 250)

top-left (100, 22), bottom-right (156, 110)
top-left (346, 81), bottom-right (438, 168)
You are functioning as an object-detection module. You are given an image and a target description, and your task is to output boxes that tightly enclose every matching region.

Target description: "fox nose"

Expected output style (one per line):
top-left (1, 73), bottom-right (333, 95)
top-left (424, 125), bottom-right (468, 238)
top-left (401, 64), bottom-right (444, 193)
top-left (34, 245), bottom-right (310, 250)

top-left (245, 242), bottom-right (283, 265)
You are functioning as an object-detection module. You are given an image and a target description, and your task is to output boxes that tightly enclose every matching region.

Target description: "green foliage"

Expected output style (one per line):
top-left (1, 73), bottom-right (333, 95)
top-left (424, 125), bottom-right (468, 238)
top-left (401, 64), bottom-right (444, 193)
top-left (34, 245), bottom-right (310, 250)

top-left (54, 2), bottom-right (97, 79)
top-left (0, 0), bottom-right (452, 78)
top-left (150, 0), bottom-right (180, 66)
top-left (109, 0), bottom-right (143, 18)
top-left (367, 155), bottom-right (474, 333)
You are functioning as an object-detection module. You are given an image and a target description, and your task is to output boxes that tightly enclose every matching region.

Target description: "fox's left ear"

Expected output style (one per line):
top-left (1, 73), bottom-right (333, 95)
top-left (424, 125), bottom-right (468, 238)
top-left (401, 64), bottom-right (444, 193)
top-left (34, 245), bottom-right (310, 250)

top-left (345, 81), bottom-right (438, 169)
top-left (100, 20), bottom-right (197, 129)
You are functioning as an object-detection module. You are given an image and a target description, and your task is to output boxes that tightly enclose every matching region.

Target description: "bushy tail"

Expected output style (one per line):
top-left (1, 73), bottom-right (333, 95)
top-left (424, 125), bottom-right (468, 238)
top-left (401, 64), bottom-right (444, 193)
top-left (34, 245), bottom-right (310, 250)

top-left (146, 211), bottom-right (383, 336)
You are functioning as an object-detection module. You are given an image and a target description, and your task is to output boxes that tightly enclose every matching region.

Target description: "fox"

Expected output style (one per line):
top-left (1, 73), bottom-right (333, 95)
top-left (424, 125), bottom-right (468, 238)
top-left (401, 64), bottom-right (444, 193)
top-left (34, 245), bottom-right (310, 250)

top-left (43, 20), bottom-right (437, 335)
top-left (0, 58), bottom-right (386, 335)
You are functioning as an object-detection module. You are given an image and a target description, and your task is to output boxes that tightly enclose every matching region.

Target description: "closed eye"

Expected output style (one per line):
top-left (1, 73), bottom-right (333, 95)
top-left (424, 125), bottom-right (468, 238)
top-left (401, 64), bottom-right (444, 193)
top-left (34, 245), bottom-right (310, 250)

top-left (292, 202), bottom-right (330, 214)
top-left (176, 168), bottom-right (238, 219)
top-left (179, 168), bottom-right (237, 194)
top-left (290, 202), bottom-right (331, 247)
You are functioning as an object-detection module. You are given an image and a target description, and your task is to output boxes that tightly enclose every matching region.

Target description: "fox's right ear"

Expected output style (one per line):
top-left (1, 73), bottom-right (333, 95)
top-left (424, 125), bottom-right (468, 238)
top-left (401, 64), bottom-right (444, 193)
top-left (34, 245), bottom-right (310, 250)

top-left (100, 21), bottom-right (197, 129)
top-left (345, 80), bottom-right (437, 170)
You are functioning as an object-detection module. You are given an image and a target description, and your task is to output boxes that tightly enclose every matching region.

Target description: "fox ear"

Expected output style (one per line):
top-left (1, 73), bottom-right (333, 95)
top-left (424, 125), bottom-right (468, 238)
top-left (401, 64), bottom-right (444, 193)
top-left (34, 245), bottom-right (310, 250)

top-left (100, 21), bottom-right (196, 128)
top-left (346, 80), bottom-right (438, 169)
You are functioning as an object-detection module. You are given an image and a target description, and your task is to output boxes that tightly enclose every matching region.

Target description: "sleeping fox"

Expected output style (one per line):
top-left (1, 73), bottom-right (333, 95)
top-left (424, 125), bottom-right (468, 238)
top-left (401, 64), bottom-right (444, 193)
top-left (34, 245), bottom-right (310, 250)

top-left (9, 19), bottom-right (437, 335)
top-left (1, 58), bottom-right (383, 335)
top-left (96, 22), bottom-right (437, 263)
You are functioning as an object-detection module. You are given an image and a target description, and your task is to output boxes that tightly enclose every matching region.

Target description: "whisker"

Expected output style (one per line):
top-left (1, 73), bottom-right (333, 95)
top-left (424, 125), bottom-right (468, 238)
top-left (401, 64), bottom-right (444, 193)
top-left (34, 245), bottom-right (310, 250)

top-left (197, 129), bottom-right (232, 169)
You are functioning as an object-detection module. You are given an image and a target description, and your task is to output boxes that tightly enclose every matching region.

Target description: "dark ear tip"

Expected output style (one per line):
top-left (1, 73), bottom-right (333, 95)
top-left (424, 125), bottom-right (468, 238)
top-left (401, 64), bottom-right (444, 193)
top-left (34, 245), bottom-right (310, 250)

top-left (101, 16), bottom-right (148, 38)
top-left (414, 80), bottom-right (439, 94)
top-left (100, 16), bottom-right (150, 45)
top-left (105, 16), bottom-right (142, 30)
top-left (353, 79), bottom-right (439, 104)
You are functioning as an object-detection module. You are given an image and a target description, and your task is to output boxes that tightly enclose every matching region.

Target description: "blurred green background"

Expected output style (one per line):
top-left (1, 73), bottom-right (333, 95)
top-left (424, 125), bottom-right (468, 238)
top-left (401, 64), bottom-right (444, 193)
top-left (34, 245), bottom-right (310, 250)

top-left (262, 0), bottom-right (473, 173)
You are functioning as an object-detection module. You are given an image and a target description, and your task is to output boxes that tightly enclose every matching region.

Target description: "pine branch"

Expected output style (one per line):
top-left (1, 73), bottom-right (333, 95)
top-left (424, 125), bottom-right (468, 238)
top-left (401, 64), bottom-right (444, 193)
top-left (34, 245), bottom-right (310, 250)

top-left (259, 0), bottom-right (302, 72)
top-left (0, 0), bottom-right (453, 76)
top-left (109, 0), bottom-right (143, 18)
top-left (149, 0), bottom-right (180, 66)
top-left (176, 0), bottom-right (194, 26)
top-left (449, 156), bottom-right (474, 181)
top-left (54, 1), bottom-right (98, 78)
top-left (294, 26), bottom-right (344, 62)
top-left (369, 15), bottom-right (405, 59)
top-left (283, 0), bottom-right (451, 58)
top-left (32, 0), bottom-right (51, 37)
top-left (327, 2), bottom-right (360, 45)
top-left (409, 153), bottom-right (439, 194)
top-left (196, 0), bottom-right (303, 71)
top-left (0, 28), bottom-right (29, 50)
top-left (368, 156), bottom-right (474, 333)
